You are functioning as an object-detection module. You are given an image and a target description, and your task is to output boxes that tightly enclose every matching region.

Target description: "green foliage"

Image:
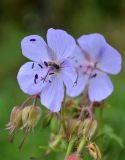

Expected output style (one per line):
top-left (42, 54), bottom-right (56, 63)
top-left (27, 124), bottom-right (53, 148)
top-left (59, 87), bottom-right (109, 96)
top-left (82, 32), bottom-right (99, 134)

top-left (102, 125), bottom-right (124, 149)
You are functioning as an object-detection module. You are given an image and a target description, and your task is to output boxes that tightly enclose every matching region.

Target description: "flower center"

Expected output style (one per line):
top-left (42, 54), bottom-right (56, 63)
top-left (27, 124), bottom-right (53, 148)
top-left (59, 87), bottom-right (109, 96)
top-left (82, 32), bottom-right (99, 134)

top-left (79, 61), bottom-right (97, 78)
top-left (48, 61), bottom-right (60, 70)
top-left (33, 61), bottom-right (60, 85)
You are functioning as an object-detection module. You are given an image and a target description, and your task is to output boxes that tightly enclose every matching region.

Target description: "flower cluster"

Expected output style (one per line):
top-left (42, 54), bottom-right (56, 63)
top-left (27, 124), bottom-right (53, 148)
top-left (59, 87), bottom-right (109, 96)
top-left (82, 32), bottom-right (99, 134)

top-left (6, 28), bottom-right (122, 159)
top-left (17, 28), bottom-right (122, 112)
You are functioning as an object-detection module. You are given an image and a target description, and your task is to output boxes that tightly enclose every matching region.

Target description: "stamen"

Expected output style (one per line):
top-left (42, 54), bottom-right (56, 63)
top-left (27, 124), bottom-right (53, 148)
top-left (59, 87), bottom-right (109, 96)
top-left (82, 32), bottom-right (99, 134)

top-left (54, 64), bottom-right (59, 69)
top-left (79, 65), bottom-right (82, 68)
top-left (41, 77), bottom-right (47, 83)
top-left (41, 68), bottom-right (53, 83)
top-left (41, 70), bottom-right (50, 83)
top-left (73, 74), bottom-right (79, 87)
top-left (44, 61), bottom-right (48, 67)
top-left (49, 72), bottom-right (54, 75)
top-left (38, 64), bottom-right (43, 69)
top-left (30, 38), bottom-right (36, 42)
top-left (32, 63), bottom-right (34, 69)
top-left (34, 74), bottom-right (38, 84)
top-left (91, 73), bottom-right (97, 78)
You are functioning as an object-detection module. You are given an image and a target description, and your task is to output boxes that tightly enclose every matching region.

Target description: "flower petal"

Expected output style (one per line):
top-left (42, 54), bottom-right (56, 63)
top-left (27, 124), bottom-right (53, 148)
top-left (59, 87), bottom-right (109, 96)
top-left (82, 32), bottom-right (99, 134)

top-left (97, 44), bottom-right (122, 75)
top-left (47, 28), bottom-right (76, 61)
top-left (21, 35), bottom-right (50, 62)
top-left (60, 59), bottom-right (77, 94)
top-left (17, 62), bottom-right (48, 95)
top-left (41, 75), bottom-right (64, 112)
top-left (77, 33), bottom-right (106, 61)
top-left (88, 71), bottom-right (113, 102)
top-left (69, 45), bottom-right (88, 68)
top-left (67, 73), bottom-right (89, 97)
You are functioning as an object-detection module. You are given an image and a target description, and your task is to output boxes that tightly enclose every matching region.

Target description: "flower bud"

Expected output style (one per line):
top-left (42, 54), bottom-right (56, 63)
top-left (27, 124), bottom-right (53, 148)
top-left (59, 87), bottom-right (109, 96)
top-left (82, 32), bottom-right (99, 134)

top-left (65, 154), bottom-right (81, 160)
top-left (42, 112), bottom-right (52, 128)
top-left (50, 115), bottom-right (61, 134)
top-left (65, 97), bottom-right (74, 108)
top-left (67, 119), bottom-right (81, 139)
top-left (82, 118), bottom-right (91, 135)
top-left (87, 142), bottom-right (101, 160)
top-left (18, 105), bottom-right (41, 149)
top-left (22, 105), bottom-right (42, 131)
top-left (6, 106), bottom-right (23, 134)
top-left (79, 118), bottom-right (98, 141)
top-left (88, 119), bottom-right (98, 140)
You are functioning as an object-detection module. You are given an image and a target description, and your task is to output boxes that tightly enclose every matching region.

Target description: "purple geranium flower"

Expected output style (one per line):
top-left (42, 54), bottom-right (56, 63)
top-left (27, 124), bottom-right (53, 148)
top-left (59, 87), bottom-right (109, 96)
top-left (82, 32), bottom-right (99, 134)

top-left (68, 33), bottom-right (122, 101)
top-left (17, 28), bottom-right (77, 112)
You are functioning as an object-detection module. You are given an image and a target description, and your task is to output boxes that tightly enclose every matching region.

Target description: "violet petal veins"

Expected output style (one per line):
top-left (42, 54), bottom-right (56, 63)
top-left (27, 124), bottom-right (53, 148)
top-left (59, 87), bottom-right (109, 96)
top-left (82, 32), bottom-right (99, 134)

top-left (68, 33), bottom-right (122, 102)
top-left (17, 28), bottom-right (77, 112)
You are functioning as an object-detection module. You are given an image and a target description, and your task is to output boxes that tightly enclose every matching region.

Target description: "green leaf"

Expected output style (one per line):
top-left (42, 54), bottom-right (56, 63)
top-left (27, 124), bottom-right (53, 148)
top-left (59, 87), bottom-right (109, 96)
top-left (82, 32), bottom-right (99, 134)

top-left (103, 125), bottom-right (124, 149)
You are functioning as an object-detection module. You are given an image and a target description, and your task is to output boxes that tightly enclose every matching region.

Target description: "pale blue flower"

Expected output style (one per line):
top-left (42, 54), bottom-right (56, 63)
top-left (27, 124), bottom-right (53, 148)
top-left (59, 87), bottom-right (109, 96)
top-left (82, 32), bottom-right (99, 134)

top-left (68, 33), bottom-right (122, 101)
top-left (17, 28), bottom-right (77, 112)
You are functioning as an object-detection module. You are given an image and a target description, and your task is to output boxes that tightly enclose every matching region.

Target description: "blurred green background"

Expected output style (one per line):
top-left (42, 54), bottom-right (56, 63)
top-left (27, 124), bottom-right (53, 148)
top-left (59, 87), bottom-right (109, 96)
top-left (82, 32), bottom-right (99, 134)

top-left (0, 0), bottom-right (125, 159)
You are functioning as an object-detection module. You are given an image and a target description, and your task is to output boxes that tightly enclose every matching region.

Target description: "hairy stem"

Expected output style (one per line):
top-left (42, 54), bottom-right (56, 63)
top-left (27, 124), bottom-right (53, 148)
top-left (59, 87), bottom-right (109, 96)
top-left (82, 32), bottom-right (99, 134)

top-left (20, 95), bottom-right (34, 109)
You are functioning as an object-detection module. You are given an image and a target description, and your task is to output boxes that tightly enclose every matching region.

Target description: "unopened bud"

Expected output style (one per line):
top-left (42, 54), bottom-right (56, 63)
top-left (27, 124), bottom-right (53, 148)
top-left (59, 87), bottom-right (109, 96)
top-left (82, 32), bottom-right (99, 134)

top-left (22, 105), bottom-right (42, 131)
top-left (50, 115), bottom-right (61, 134)
top-left (6, 106), bottom-right (23, 134)
top-left (67, 119), bottom-right (81, 139)
top-left (42, 112), bottom-right (52, 128)
top-left (65, 97), bottom-right (74, 108)
top-left (82, 118), bottom-right (91, 135)
top-left (88, 119), bottom-right (98, 140)
top-left (80, 118), bottom-right (98, 141)
top-left (65, 154), bottom-right (81, 160)
top-left (93, 102), bottom-right (102, 108)
top-left (87, 142), bottom-right (101, 160)
top-left (18, 105), bottom-right (41, 149)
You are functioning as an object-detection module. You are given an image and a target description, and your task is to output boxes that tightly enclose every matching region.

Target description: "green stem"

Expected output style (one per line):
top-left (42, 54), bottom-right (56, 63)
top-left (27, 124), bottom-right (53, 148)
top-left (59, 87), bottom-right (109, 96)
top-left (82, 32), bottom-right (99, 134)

top-left (18, 127), bottom-right (30, 150)
top-left (33, 95), bottom-right (38, 106)
top-left (46, 135), bottom-right (62, 155)
top-left (61, 87), bottom-right (67, 132)
top-left (99, 106), bottom-right (104, 130)
top-left (65, 136), bottom-right (76, 158)
top-left (20, 95), bottom-right (34, 109)
top-left (76, 137), bottom-right (86, 154)
top-left (50, 135), bottom-right (62, 149)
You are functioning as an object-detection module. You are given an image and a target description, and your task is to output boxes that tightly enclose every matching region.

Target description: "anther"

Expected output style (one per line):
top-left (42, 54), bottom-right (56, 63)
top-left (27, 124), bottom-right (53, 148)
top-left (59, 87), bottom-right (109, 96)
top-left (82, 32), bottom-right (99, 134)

top-left (30, 38), bottom-right (36, 42)
top-left (38, 64), bottom-right (43, 69)
top-left (49, 72), bottom-right (54, 75)
top-left (44, 61), bottom-right (48, 67)
top-left (91, 73), bottom-right (97, 78)
top-left (79, 65), bottom-right (82, 68)
top-left (32, 63), bottom-right (34, 69)
top-left (34, 74), bottom-right (38, 84)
